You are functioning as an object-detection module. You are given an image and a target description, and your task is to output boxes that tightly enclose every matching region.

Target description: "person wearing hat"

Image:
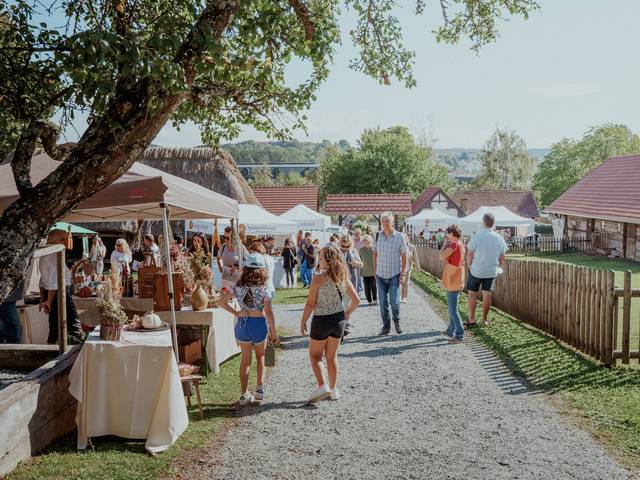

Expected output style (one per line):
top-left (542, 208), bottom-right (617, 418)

top-left (220, 252), bottom-right (279, 406)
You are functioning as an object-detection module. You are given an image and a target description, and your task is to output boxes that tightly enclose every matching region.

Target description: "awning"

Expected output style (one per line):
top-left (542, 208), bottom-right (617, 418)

top-left (0, 153), bottom-right (238, 221)
top-left (405, 208), bottom-right (458, 231)
top-left (53, 222), bottom-right (96, 235)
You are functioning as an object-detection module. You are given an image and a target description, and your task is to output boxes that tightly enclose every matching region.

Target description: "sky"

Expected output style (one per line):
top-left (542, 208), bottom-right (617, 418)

top-left (66, 0), bottom-right (640, 149)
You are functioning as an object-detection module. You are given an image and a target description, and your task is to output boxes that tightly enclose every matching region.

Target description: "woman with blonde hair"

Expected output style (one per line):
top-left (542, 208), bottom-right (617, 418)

top-left (110, 238), bottom-right (132, 274)
top-left (300, 246), bottom-right (360, 403)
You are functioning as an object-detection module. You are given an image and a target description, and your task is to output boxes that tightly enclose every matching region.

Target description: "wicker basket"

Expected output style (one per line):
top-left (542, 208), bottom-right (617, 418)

top-left (100, 323), bottom-right (122, 341)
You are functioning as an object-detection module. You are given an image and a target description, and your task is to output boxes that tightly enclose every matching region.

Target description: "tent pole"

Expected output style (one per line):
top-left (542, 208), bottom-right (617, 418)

top-left (161, 204), bottom-right (179, 361)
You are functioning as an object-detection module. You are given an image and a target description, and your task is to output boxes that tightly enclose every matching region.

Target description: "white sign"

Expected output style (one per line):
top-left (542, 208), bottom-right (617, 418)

top-left (185, 220), bottom-right (214, 235)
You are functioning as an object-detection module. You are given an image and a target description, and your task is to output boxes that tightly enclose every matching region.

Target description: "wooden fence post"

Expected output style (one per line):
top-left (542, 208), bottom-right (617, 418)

top-left (56, 250), bottom-right (67, 355)
top-left (603, 270), bottom-right (616, 366)
top-left (621, 270), bottom-right (632, 364)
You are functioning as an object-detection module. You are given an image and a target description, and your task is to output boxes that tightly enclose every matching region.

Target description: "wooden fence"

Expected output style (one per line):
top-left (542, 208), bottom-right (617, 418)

top-left (614, 271), bottom-right (640, 364)
top-left (508, 236), bottom-right (592, 255)
top-left (414, 243), bottom-right (634, 366)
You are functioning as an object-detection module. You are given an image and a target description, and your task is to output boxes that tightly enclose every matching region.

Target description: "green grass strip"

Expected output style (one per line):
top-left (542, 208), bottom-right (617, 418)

top-left (412, 270), bottom-right (640, 471)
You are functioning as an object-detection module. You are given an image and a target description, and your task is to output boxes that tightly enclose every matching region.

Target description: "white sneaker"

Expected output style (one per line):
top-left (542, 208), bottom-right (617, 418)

top-left (306, 385), bottom-right (331, 403)
top-left (239, 393), bottom-right (255, 406)
top-left (330, 388), bottom-right (341, 401)
top-left (254, 387), bottom-right (264, 401)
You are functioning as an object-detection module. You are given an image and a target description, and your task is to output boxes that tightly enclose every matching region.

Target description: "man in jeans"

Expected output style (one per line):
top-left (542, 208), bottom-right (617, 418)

top-left (466, 213), bottom-right (508, 326)
top-left (374, 212), bottom-right (407, 335)
top-left (0, 281), bottom-right (24, 343)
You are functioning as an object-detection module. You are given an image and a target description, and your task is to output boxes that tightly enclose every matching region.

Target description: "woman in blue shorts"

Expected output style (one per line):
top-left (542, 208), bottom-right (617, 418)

top-left (221, 253), bottom-right (279, 406)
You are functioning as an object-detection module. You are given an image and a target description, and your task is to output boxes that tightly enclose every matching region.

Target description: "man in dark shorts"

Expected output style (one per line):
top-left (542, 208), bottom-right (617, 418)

top-left (466, 213), bottom-right (508, 326)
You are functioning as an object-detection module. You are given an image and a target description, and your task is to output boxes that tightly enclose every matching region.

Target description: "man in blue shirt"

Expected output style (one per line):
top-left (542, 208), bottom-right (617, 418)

top-left (466, 213), bottom-right (508, 326)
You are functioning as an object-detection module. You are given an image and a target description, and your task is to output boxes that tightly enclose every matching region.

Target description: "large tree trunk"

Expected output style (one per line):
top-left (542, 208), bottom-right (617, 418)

top-left (0, 1), bottom-right (239, 304)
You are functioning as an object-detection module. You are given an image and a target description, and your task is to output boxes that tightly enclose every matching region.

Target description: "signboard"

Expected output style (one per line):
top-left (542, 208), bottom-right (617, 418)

top-left (185, 220), bottom-right (214, 235)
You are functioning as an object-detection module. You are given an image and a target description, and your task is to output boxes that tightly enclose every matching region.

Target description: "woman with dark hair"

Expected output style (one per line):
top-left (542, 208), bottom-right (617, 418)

top-left (220, 253), bottom-right (279, 406)
top-left (439, 224), bottom-right (466, 344)
top-left (189, 231), bottom-right (210, 256)
top-left (281, 238), bottom-right (296, 288)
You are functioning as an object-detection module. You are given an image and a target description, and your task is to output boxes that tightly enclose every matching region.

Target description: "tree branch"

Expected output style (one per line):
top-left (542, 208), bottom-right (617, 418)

top-left (288, 0), bottom-right (315, 41)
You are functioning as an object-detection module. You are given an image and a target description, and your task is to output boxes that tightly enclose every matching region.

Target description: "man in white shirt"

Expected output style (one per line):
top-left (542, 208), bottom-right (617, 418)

top-left (143, 233), bottom-right (161, 265)
top-left (39, 229), bottom-right (83, 343)
top-left (466, 213), bottom-right (508, 326)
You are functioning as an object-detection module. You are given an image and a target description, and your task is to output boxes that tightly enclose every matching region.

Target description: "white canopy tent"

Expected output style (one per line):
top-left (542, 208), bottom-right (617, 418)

top-left (405, 208), bottom-right (458, 232)
top-left (279, 203), bottom-right (331, 231)
top-left (0, 153), bottom-right (239, 357)
top-left (217, 203), bottom-right (297, 236)
top-left (460, 205), bottom-right (535, 236)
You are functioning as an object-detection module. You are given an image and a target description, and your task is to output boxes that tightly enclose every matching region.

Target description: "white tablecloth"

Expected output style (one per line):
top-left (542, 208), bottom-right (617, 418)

top-left (18, 304), bottom-right (49, 344)
top-left (68, 328), bottom-right (188, 454)
top-left (272, 256), bottom-right (296, 289)
top-left (157, 307), bottom-right (240, 374)
top-left (74, 296), bottom-right (155, 326)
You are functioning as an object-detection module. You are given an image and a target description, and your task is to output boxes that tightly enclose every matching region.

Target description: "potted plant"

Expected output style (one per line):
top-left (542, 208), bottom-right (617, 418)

top-left (96, 272), bottom-right (128, 341)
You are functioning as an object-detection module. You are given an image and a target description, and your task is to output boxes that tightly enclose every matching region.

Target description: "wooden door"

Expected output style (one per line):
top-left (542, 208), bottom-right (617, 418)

top-left (625, 224), bottom-right (637, 260)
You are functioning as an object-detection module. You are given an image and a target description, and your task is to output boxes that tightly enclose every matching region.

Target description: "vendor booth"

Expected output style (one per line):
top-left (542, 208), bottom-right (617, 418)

top-left (280, 203), bottom-right (331, 231)
top-left (460, 205), bottom-right (535, 236)
top-left (0, 152), bottom-right (241, 453)
top-left (405, 207), bottom-right (458, 234)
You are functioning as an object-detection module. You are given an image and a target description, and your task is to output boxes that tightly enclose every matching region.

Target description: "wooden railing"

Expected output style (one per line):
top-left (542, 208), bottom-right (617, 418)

top-left (414, 244), bottom-right (623, 366)
top-left (508, 236), bottom-right (593, 255)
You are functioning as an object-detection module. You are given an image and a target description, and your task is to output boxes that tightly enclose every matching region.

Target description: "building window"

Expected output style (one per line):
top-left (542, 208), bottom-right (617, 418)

top-left (601, 220), bottom-right (605, 229)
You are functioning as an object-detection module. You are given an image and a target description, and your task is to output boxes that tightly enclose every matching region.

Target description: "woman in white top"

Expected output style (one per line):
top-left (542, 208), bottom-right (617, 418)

top-left (110, 238), bottom-right (132, 275)
top-left (39, 229), bottom-right (83, 343)
top-left (89, 235), bottom-right (106, 276)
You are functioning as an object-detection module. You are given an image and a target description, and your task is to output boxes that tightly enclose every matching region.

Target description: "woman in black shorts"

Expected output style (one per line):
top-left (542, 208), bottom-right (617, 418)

top-left (300, 246), bottom-right (360, 403)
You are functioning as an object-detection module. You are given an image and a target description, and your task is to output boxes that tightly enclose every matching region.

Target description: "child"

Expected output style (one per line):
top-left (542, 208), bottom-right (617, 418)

top-left (300, 247), bottom-right (359, 402)
top-left (220, 253), bottom-right (279, 405)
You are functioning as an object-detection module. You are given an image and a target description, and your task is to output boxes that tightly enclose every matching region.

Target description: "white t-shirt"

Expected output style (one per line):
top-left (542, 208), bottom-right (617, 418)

top-left (39, 252), bottom-right (72, 290)
top-left (110, 251), bottom-right (132, 274)
top-left (467, 228), bottom-right (508, 279)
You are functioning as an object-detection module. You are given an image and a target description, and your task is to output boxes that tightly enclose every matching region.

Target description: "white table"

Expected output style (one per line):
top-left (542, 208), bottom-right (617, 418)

top-left (68, 327), bottom-right (188, 454)
top-left (272, 256), bottom-right (296, 289)
top-left (157, 307), bottom-right (240, 375)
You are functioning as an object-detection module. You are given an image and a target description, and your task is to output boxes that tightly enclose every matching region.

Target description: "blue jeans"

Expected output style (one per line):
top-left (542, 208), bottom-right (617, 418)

top-left (376, 274), bottom-right (401, 330)
top-left (0, 301), bottom-right (22, 343)
top-left (446, 291), bottom-right (464, 340)
top-left (356, 272), bottom-right (364, 296)
top-left (300, 262), bottom-right (313, 286)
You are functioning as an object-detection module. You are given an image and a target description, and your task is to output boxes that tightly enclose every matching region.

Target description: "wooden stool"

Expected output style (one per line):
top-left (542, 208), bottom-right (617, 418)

top-left (180, 374), bottom-right (204, 418)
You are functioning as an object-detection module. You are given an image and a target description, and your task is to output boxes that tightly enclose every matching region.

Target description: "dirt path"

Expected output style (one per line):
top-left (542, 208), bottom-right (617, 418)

top-left (204, 287), bottom-right (630, 480)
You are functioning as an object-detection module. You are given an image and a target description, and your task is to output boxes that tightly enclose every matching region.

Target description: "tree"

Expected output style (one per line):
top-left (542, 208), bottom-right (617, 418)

top-left (274, 171), bottom-right (308, 187)
top-left (248, 165), bottom-right (275, 187)
top-left (0, 1), bottom-right (539, 302)
top-left (319, 126), bottom-right (453, 199)
top-left (474, 128), bottom-right (535, 190)
top-left (533, 124), bottom-right (640, 207)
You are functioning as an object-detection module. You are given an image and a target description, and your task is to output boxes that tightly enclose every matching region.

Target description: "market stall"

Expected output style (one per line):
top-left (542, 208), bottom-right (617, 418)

top-left (460, 205), bottom-right (535, 236)
top-left (405, 207), bottom-right (458, 234)
top-left (280, 203), bottom-right (331, 231)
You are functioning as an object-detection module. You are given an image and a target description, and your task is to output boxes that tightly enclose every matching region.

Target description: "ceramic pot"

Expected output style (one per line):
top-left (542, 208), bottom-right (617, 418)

top-left (191, 284), bottom-right (208, 311)
top-left (100, 323), bottom-right (121, 341)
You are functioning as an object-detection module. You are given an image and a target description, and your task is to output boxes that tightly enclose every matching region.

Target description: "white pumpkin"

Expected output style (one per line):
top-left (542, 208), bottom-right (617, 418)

top-left (142, 311), bottom-right (162, 329)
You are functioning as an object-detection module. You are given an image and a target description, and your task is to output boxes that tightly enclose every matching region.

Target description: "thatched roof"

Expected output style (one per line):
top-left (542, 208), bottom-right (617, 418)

top-left (138, 147), bottom-right (259, 204)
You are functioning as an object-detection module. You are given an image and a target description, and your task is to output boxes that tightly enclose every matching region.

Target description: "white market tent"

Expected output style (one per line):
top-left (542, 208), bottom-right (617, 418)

top-left (0, 152), bottom-right (239, 356)
top-left (217, 203), bottom-right (298, 236)
top-left (279, 203), bottom-right (331, 231)
top-left (405, 208), bottom-right (458, 232)
top-left (460, 205), bottom-right (535, 236)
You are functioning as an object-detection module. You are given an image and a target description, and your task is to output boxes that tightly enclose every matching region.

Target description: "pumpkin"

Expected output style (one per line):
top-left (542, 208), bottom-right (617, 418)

top-left (142, 311), bottom-right (162, 329)
top-left (78, 286), bottom-right (93, 298)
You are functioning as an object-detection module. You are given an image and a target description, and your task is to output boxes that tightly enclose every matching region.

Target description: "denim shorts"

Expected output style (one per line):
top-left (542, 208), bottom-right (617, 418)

top-left (235, 316), bottom-right (269, 345)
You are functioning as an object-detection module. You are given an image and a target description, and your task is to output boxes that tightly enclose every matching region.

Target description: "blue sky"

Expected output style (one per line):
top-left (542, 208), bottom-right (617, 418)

top-left (65, 0), bottom-right (640, 149)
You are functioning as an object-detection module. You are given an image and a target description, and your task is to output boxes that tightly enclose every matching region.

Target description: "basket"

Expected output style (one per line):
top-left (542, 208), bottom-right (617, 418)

top-left (99, 323), bottom-right (122, 341)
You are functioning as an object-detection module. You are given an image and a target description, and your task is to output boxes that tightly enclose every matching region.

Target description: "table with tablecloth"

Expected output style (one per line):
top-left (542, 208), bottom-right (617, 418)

top-left (73, 296), bottom-right (155, 326)
top-left (68, 327), bottom-right (188, 454)
top-left (272, 255), bottom-right (296, 289)
top-left (156, 307), bottom-right (240, 375)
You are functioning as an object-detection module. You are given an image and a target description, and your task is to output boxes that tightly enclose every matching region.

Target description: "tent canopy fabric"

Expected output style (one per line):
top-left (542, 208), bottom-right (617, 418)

top-left (405, 208), bottom-right (458, 230)
top-left (52, 222), bottom-right (96, 235)
top-left (0, 153), bottom-right (238, 221)
top-left (460, 205), bottom-right (535, 235)
top-left (279, 203), bottom-right (331, 231)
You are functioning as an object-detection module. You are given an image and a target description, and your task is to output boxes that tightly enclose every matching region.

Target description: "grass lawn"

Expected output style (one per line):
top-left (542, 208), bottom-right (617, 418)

top-left (412, 270), bottom-right (640, 471)
top-left (510, 253), bottom-right (640, 357)
top-left (6, 356), bottom-right (253, 480)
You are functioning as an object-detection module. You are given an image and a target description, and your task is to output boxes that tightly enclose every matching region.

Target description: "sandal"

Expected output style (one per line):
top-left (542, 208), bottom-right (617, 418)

top-left (464, 321), bottom-right (478, 328)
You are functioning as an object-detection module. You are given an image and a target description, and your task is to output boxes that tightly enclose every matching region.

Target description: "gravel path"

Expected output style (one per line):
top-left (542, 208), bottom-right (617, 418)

top-left (205, 287), bottom-right (630, 480)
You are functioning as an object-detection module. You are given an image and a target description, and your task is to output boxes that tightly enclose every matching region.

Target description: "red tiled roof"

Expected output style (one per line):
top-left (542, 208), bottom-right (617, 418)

top-left (546, 155), bottom-right (640, 223)
top-left (324, 194), bottom-right (412, 215)
top-left (252, 186), bottom-right (319, 214)
top-left (452, 190), bottom-right (539, 218)
top-left (411, 186), bottom-right (465, 216)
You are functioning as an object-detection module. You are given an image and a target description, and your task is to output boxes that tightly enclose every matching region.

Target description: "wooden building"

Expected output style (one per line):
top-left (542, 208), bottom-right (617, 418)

top-left (252, 186), bottom-right (319, 214)
top-left (546, 155), bottom-right (640, 261)
top-left (411, 187), bottom-right (465, 216)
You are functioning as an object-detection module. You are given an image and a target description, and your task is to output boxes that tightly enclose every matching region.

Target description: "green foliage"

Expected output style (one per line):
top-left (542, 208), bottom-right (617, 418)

top-left (319, 126), bottom-right (453, 199)
top-left (0, 0), bottom-right (540, 153)
top-left (223, 139), bottom-right (345, 164)
top-left (533, 124), bottom-right (640, 208)
top-left (248, 165), bottom-right (275, 187)
top-left (474, 127), bottom-right (535, 189)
